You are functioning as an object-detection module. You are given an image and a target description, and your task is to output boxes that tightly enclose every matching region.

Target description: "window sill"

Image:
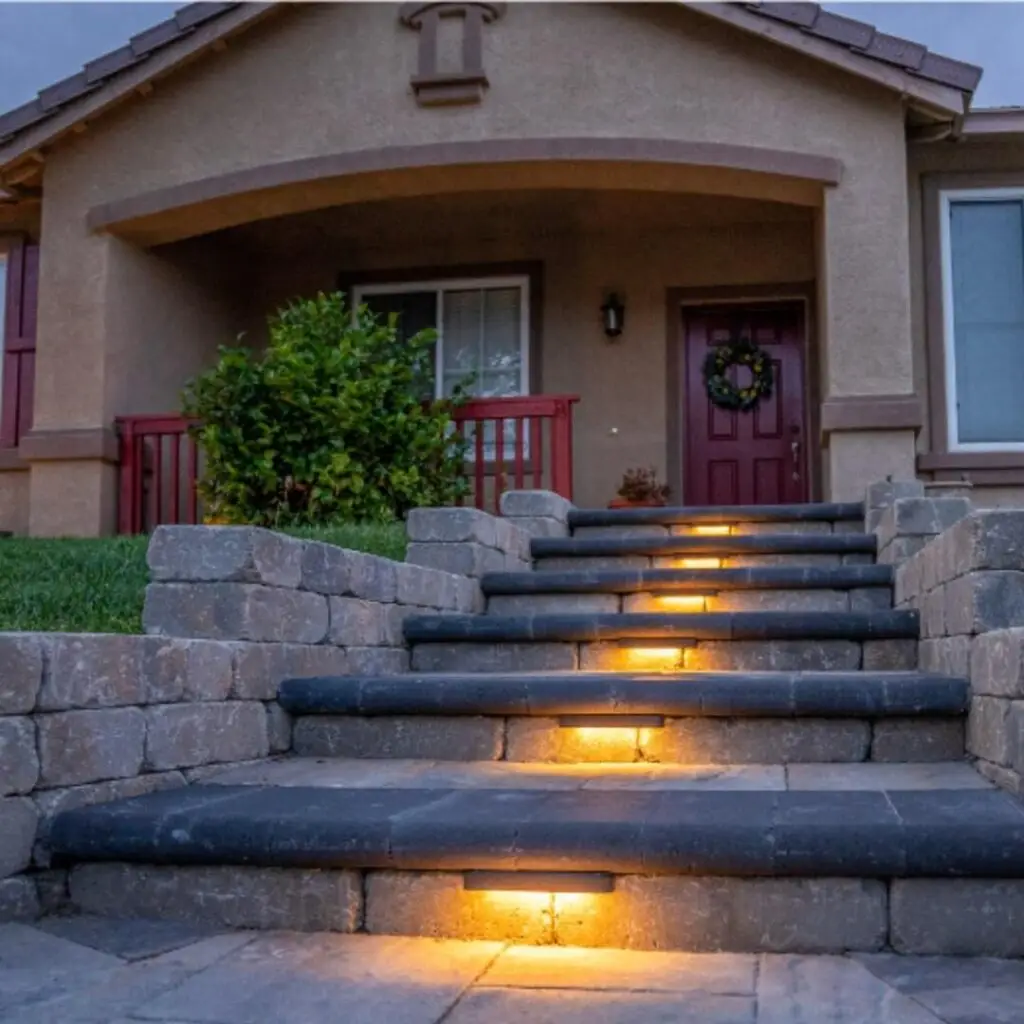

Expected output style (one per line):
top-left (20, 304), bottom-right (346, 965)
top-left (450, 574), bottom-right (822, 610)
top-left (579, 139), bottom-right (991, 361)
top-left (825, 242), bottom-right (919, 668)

top-left (918, 450), bottom-right (1024, 486)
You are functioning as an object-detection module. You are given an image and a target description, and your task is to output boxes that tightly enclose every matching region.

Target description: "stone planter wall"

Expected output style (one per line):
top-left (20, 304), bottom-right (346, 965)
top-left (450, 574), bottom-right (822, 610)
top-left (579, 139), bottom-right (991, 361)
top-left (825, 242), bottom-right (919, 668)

top-left (1, 505), bottom-right (539, 921)
top-left (890, 508), bottom-right (1024, 793)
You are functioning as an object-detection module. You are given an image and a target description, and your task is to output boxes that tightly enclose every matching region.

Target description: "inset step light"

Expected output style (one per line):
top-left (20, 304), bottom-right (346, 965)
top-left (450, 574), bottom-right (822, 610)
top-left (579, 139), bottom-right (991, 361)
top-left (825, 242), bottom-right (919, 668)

top-left (674, 557), bottom-right (722, 569)
top-left (690, 524), bottom-right (732, 536)
top-left (614, 638), bottom-right (692, 672)
top-left (653, 595), bottom-right (709, 613)
top-left (558, 715), bottom-right (665, 729)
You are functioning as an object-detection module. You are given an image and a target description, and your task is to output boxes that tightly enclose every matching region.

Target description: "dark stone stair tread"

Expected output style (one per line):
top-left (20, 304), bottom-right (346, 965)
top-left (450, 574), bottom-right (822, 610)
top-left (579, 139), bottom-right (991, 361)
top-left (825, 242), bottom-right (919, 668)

top-left (51, 785), bottom-right (1024, 878)
top-left (482, 565), bottom-right (894, 595)
top-left (278, 671), bottom-right (967, 717)
top-left (532, 534), bottom-right (876, 557)
top-left (402, 610), bottom-right (919, 643)
top-left (568, 502), bottom-right (865, 527)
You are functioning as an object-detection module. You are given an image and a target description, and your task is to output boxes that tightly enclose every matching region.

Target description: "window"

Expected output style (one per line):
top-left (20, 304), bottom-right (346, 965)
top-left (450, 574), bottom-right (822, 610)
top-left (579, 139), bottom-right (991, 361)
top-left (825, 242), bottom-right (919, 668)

top-left (0, 254), bottom-right (6, 406)
top-left (352, 276), bottom-right (530, 401)
top-left (941, 190), bottom-right (1024, 450)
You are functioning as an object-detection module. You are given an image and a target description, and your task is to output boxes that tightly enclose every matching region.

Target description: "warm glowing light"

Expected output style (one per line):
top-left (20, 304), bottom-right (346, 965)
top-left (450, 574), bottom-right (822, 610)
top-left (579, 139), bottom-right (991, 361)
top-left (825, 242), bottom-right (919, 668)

top-left (692, 524), bottom-right (732, 536)
top-left (655, 595), bottom-right (707, 613)
top-left (676, 557), bottom-right (722, 569)
top-left (618, 646), bottom-right (685, 672)
top-left (465, 871), bottom-right (615, 894)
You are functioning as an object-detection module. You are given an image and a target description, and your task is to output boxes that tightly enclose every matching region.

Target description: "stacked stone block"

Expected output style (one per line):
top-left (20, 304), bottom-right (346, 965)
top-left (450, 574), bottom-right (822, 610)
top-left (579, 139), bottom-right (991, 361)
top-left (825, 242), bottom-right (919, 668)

top-left (868, 482), bottom-right (972, 566)
top-left (1, 522), bottom-right (490, 921)
top-left (499, 488), bottom-right (573, 539)
top-left (405, 506), bottom-right (532, 576)
top-left (893, 509), bottom-right (1024, 791)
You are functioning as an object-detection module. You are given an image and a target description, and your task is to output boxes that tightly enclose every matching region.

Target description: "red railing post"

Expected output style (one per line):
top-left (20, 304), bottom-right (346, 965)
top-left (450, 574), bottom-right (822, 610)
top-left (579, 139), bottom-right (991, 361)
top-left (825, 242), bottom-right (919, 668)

top-left (549, 397), bottom-right (576, 501)
top-left (116, 418), bottom-right (137, 536)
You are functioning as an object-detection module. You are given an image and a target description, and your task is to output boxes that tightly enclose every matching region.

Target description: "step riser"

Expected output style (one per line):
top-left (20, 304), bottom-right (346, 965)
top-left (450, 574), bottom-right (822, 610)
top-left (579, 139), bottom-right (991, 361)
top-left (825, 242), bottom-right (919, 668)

top-left (67, 863), bottom-right (1024, 956)
top-left (536, 554), bottom-right (875, 571)
top-left (291, 715), bottom-right (962, 764)
top-left (486, 589), bottom-right (893, 615)
top-left (572, 521), bottom-right (864, 539)
top-left (410, 640), bottom-right (919, 673)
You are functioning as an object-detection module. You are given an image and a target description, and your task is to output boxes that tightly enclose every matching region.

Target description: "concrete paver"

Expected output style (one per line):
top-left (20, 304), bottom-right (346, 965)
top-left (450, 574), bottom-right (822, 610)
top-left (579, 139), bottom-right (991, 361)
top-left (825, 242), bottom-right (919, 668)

top-left (199, 757), bottom-right (988, 793)
top-left (1, 917), bottom-right (1023, 1023)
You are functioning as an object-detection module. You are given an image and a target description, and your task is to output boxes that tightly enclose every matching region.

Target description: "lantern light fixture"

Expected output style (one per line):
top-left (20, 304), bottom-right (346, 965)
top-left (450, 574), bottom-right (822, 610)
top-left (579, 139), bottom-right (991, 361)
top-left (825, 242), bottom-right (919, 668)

top-left (601, 293), bottom-right (625, 338)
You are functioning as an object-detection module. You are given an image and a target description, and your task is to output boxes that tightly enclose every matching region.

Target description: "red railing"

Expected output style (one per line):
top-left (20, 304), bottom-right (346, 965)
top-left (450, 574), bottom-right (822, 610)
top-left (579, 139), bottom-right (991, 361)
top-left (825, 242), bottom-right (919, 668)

top-left (115, 394), bottom-right (579, 533)
top-left (116, 415), bottom-right (201, 535)
top-left (450, 394), bottom-right (579, 513)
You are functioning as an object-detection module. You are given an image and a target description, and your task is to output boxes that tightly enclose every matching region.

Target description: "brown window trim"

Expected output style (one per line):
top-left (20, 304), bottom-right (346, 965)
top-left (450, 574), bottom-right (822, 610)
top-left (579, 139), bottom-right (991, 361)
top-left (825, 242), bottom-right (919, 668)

top-left (922, 171), bottom-right (1024, 477)
top-left (337, 261), bottom-right (544, 395)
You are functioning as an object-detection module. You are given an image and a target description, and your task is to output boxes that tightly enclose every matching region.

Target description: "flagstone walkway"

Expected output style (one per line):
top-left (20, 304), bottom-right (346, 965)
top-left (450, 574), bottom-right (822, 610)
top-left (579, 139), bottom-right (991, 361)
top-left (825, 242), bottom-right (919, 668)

top-left (2, 918), bottom-right (1022, 1023)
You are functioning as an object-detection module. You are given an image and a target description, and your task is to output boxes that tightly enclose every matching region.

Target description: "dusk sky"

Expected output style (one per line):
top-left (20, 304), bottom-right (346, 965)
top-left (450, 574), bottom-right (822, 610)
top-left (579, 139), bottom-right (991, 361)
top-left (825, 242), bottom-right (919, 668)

top-left (0, 3), bottom-right (1020, 114)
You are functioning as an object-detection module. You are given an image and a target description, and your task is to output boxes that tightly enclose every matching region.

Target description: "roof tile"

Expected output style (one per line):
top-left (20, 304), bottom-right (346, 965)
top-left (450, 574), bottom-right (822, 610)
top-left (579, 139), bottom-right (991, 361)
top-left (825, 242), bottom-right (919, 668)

top-left (83, 45), bottom-right (143, 85)
top-left (918, 52), bottom-right (984, 93)
top-left (745, 2), bottom-right (818, 30)
top-left (0, 100), bottom-right (46, 143)
top-left (807, 10), bottom-right (874, 50)
top-left (858, 30), bottom-right (927, 72)
top-left (176, 3), bottom-right (235, 31)
top-left (130, 17), bottom-right (188, 58)
top-left (38, 72), bottom-right (93, 113)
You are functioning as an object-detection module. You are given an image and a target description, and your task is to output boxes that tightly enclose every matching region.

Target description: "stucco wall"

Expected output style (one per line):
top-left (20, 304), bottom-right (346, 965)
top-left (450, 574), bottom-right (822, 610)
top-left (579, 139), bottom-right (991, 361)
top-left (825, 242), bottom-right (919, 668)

top-left (27, 1), bottom-right (915, 529)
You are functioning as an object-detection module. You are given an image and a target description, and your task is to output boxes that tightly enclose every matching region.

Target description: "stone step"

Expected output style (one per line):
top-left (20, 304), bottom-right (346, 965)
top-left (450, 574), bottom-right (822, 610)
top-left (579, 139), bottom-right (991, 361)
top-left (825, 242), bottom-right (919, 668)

top-left (51, 782), bottom-right (1024, 954)
top-left (568, 502), bottom-right (865, 528)
top-left (280, 670), bottom-right (964, 764)
top-left (482, 564), bottom-right (894, 594)
top-left (533, 533), bottom-right (876, 559)
top-left (483, 565), bottom-right (894, 614)
top-left (278, 671), bottom-right (967, 719)
top-left (203, 757), bottom-right (990, 792)
top-left (402, 610), bottom-right (918, 644)
top-left (408, 637), bottom-right (918, 673)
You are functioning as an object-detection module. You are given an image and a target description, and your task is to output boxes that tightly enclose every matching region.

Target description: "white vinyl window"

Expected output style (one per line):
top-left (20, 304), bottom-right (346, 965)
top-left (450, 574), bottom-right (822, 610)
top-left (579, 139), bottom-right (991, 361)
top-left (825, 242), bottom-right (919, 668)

top-left (940, 189), bottom-right (1024, 450)
top-left (352, 276), bottom-right (530, 401)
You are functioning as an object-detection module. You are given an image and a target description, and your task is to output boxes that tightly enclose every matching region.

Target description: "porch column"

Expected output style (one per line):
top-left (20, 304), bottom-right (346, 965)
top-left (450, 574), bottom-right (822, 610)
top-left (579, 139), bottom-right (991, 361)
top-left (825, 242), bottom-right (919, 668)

top-left (816, 182), bottom-right (921, 502)
top-left (27, 216), bottom-right (230, 536)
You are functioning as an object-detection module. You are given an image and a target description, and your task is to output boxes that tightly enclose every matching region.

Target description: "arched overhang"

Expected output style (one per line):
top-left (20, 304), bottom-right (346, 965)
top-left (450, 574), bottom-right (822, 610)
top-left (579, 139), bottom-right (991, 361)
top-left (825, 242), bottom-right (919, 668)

top-left (86, 137), bottom-right (842, 246)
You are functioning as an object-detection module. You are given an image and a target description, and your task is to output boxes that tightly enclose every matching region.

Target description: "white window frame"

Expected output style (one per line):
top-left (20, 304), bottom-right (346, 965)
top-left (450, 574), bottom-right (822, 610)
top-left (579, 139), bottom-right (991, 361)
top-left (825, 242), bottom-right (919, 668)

top-left (939, 186), bottom-right (1024, 452)
top-left (351, 275), bottom-right (531, 399)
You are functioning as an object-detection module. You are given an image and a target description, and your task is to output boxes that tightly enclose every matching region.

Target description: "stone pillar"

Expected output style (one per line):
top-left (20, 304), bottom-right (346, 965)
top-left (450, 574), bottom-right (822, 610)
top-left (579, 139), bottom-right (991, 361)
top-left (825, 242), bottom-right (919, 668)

top-left (817, 184), bottom-right (921, 502)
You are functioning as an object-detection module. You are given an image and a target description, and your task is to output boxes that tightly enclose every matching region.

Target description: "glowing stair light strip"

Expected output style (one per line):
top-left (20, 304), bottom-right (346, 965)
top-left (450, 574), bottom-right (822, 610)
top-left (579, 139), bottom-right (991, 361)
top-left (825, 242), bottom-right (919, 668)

top-left (692, 524), bottom-right (732, 536)
top-left (464, 871), bottom-right (616, 894)
top-left (675, 557), bottom-right (722, 569)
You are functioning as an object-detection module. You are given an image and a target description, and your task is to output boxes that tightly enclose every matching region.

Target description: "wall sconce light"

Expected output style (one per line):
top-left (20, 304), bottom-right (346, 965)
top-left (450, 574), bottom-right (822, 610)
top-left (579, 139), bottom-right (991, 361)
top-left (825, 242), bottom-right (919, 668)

top-left (601, 293), bottom-right (625, 338)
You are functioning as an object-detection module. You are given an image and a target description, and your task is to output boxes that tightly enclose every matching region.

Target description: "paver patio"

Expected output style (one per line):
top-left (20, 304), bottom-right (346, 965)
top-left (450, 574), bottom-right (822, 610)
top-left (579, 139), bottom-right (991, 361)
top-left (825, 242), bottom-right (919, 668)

top-left (2, 918), bottom-right (1023, 1023)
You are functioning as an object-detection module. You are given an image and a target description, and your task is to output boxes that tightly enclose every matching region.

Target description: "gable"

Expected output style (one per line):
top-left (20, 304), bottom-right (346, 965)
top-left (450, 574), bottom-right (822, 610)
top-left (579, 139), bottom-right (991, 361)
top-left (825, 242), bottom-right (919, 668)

top-left (34, 2), bottom-right (914, 219)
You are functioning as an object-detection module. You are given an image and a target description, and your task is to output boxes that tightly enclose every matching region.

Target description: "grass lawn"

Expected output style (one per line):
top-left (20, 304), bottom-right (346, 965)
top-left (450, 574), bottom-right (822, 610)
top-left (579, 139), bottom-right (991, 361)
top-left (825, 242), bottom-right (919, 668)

top-left (0, 523), bottom-right (407, 635)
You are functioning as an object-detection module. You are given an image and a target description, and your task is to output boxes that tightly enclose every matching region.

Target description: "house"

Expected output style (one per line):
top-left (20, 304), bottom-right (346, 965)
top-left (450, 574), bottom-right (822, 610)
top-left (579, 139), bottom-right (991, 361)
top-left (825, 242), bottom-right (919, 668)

top-left (0, 1), bottom-right (1021, 537)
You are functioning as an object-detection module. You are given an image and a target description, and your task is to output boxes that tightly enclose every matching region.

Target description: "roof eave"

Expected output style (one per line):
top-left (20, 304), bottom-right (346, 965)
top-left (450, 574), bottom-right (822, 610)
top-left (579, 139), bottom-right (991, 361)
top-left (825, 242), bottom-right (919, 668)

top-left (0, 3), bottom-right (280, 177)
top-left (686, 2), bottom-right (971, 119)
top-left (961, 108), bottom-right (1024, 139)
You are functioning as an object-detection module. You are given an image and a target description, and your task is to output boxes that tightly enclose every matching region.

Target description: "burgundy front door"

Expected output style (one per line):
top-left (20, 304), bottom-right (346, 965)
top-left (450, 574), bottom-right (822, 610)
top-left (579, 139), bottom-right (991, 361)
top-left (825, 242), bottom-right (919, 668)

top-left (683, 302), bottom-right (808, 505)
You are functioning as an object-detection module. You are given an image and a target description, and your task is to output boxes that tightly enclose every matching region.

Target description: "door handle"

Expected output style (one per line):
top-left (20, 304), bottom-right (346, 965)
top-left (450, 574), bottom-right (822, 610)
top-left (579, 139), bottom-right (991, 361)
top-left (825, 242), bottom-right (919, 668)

top-left (790, 434), bottom-right (801, 481)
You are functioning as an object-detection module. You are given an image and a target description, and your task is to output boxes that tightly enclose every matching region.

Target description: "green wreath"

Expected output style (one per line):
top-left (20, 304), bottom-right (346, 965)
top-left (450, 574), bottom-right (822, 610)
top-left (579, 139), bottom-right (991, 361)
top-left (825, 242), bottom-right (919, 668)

top-left (702, 337), bottom-right (774, 412)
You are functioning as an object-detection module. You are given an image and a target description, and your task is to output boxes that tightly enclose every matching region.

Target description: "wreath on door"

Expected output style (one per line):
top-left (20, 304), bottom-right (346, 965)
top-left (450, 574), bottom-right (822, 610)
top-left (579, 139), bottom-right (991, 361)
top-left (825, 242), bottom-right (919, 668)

top-left (702, 337), bottom-right (774, 412)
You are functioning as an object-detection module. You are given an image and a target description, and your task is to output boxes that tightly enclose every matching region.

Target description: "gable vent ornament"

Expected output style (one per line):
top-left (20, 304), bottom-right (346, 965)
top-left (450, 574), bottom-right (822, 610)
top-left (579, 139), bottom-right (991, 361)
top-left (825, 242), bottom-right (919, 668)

top-left (400, 2), bottom-right (505, 106)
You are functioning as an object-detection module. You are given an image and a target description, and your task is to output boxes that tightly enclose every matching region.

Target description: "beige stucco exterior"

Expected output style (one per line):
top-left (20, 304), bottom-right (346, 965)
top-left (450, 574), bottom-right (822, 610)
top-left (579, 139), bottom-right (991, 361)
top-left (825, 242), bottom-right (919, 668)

top-left (2, 1), bottom-right (1016, 533)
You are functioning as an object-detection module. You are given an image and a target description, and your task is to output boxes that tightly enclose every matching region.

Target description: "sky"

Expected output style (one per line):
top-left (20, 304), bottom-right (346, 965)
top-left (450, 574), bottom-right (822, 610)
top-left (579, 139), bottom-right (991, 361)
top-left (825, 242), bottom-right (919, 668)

top-left (0, 2), bottom-right (1021, 115)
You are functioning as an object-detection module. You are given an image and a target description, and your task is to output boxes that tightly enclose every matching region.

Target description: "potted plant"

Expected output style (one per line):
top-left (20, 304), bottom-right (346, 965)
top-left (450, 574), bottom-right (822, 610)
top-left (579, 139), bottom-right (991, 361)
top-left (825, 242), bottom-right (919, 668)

top-left (609, 466), bottom-right (671, 509)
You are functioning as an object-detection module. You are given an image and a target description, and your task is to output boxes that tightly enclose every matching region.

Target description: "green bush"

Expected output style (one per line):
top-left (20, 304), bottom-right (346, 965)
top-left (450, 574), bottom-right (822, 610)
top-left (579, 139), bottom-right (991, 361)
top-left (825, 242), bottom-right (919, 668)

top-left (182, 293), bottom-right (467, 526)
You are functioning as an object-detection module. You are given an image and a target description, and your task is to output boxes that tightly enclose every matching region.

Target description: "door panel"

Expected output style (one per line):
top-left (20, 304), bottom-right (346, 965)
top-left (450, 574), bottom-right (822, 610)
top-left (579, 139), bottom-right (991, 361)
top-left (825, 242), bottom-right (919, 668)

top-left (683, 302), bottom-right (807, 506)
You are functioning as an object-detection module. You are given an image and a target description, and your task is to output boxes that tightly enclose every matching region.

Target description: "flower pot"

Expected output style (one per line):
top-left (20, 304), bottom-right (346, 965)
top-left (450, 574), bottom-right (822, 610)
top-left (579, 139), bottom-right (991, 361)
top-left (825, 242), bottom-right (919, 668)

top-left (608, 497), bottom-right (668, 510)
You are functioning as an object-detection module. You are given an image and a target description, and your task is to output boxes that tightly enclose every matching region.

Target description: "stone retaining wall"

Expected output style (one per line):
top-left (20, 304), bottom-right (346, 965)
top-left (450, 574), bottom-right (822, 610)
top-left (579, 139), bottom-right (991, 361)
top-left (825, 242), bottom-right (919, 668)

top-left (0, 504), bottom-right (541, 921)
top-left (890, 508), bottom-right (1024, 793)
